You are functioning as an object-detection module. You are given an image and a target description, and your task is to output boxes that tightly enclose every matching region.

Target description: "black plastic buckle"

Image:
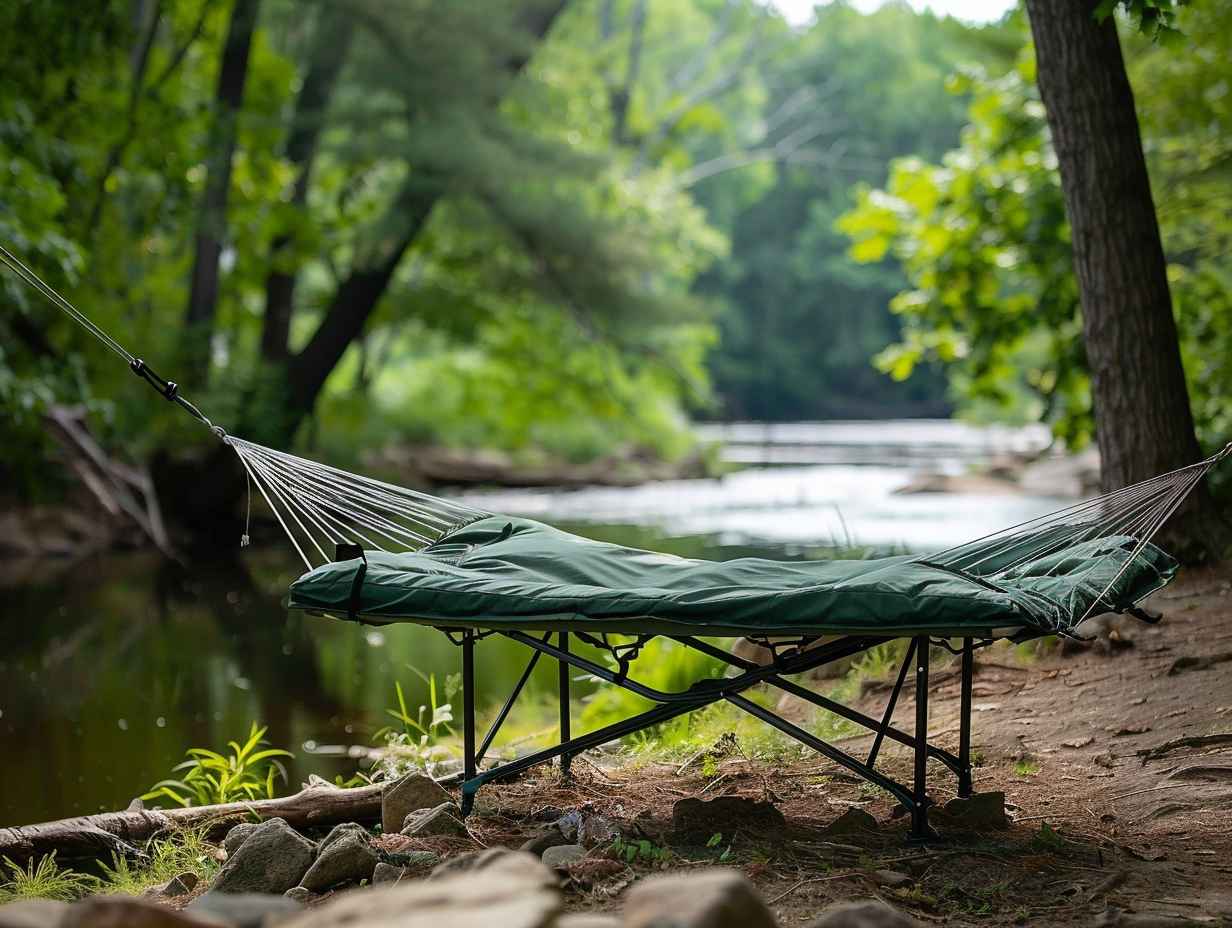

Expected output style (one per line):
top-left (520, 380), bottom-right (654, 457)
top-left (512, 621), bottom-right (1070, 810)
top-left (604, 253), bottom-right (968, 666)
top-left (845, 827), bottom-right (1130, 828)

top-left (129, 358), bottom-right (179, 401)
top-left (334, 543), bottom-right (367, 620)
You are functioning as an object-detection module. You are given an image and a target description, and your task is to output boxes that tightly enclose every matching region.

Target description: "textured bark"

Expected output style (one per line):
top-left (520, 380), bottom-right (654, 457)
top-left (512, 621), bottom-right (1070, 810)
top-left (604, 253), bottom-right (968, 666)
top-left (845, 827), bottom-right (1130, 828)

top-left (261, 7), bottom-right (355, 361)
top-left (1025, 0), bottom-right (1228, 557)
top-left (0, 782), bottom-right (385, 865)
top-left (183, 0), bottom-right (261, 381)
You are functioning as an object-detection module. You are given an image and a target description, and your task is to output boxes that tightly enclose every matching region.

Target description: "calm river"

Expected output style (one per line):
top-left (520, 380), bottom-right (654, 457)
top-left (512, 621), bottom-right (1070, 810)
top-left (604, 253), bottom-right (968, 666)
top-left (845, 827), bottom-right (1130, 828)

top-left (0, 420), bottom-right (1067, 826)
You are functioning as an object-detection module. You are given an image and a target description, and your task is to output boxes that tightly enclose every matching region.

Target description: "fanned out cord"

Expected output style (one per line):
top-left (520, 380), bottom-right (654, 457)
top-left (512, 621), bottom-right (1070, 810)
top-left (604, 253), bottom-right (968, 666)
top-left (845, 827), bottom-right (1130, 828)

top-left (920, 442), bottom-right (1232, 623)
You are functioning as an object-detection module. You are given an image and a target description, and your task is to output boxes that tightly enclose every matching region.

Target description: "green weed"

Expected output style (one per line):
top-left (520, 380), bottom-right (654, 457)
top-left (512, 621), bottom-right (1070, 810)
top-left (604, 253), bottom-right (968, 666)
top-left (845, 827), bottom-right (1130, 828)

top-left (142, 722), bottom-right (292, 807)
top-left (370, 670), bottom-right (460, 779)
top-left (610, 836), bottom-right (673, 865)
top-left (0, 853), bottom-right (97, 902)
top-left (1012, 759), bottom-right (1040, 776)
top-left (706, 832), bottom-right (733, 862)
top-left (98, 825), bottom-right (219, 895)
top-left (1030, 821), bottom-right (1066, 852)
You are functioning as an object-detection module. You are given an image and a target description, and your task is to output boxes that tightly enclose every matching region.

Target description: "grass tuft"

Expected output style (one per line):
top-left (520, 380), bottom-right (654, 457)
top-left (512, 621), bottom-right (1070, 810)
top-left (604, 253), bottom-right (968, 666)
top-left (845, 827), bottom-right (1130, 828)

top-left (0, 852), bottom-right (98, 902)
top-left (97, 824), bottom-right (220, 896)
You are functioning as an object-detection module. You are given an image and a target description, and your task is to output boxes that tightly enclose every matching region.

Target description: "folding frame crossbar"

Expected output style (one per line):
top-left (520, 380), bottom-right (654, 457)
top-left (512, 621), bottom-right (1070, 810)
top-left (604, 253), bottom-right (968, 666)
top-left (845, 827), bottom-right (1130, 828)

top-left (439, 628), bottom-right (986, 841)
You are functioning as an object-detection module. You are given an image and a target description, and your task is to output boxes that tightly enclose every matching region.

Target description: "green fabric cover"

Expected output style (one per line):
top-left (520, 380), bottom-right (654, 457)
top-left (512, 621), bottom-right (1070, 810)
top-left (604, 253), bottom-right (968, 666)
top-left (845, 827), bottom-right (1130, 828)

top-left (288, 516), bottom-right (1178, 636)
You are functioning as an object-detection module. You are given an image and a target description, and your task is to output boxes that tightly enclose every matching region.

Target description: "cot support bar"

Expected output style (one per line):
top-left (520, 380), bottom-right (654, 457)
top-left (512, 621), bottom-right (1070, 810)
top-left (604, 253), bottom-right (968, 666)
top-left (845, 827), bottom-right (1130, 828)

top-left (867, 639), bottom-right (916, 770)
top-left (559, 631), bottom-right (572, 777)
top-left (724, 692), bottom-right (915, 810)
top-left (910, 635), bottom-right (936, 842)
top-left (450, 628), bottom-right (968, 840)
top-left (958, 636), bottom-right (974, 798)
top-left (673, 636), bottom-right (962, 776)
top-left (475, 636), bottom-right (547, 766)
top-left (460, 697), bottom-right (705, 815)
top-left (462, 630), bottom-right (476, 784)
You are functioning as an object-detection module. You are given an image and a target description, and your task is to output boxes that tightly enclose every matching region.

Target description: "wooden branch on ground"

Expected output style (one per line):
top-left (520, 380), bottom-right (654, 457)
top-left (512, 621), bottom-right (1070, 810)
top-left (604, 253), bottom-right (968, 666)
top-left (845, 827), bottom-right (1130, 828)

top-left (1137, 732), bottom-right (1232, 764)
top-left (0, 782), bottom-right (387, 865)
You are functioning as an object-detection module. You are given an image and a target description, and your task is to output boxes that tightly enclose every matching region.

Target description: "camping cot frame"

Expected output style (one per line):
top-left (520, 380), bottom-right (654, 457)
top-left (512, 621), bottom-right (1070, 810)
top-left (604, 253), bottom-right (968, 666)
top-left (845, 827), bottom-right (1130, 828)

top-left (437, 627), bottom-right (996, 842)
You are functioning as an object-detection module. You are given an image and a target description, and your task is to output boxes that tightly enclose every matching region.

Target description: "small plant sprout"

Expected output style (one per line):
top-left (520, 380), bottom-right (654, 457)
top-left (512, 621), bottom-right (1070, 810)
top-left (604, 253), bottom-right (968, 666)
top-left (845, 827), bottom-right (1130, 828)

top-left (1013, 758), bottom-right (1041, 777)
top-left (371, 669), bottom-right (460, 778)
top-left (706, 832), bottom-right (733, 861)
top-left (141, 722), bottom-right (292, 807)
top-left (609, 836), bottom-right (673, 865)
top-left (0, 853), bottom-right (97, 902)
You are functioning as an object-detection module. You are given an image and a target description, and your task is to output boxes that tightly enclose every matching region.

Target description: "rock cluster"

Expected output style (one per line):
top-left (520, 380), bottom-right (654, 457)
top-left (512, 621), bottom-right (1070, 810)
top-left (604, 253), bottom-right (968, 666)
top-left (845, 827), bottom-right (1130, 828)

top-left (0, 780), bottom-right (933, 928)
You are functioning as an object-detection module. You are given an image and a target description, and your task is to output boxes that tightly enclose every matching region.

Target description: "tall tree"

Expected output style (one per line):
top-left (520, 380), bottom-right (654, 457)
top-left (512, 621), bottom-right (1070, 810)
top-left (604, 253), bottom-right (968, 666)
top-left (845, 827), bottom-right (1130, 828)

top-left (1024, 0), bottom-right (1227, 556)
top-left (183, 0), bottom-right (261, 383)
top-left (260, 4), bottom-right (355, 363)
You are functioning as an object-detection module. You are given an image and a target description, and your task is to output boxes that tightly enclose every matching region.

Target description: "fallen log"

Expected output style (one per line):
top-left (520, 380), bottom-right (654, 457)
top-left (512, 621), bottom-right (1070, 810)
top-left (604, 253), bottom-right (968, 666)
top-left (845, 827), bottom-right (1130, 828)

top-left (0, 781), bottom-right (387, 865)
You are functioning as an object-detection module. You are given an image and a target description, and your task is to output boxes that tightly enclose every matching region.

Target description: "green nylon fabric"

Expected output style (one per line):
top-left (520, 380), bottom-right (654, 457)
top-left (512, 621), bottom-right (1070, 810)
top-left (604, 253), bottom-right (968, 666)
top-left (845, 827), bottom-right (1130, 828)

top-left (287, 516), bottom-right (1178, 636)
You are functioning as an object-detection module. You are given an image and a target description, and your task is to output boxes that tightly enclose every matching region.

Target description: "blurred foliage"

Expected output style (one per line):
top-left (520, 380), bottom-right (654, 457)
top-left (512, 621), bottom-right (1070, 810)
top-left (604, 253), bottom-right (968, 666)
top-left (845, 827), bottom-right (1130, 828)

top-left (694, 3), bottom-right (1019, 421)
top-left (840, 4), bottom-right (1232, 465)
top-left (12, 0), bottom-right (1216, 509)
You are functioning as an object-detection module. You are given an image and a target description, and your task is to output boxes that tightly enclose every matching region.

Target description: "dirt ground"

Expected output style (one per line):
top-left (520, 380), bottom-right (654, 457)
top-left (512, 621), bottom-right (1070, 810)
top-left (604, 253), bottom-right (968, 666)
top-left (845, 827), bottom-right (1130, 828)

top-left (412, 562), bottom-right (1232, 926)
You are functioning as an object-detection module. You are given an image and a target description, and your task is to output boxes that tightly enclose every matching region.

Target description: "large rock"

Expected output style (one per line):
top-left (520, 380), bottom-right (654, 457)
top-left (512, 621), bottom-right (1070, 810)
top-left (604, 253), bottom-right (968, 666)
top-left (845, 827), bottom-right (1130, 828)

top-left (429, 849), bottom-right (552, 884)
top-left (0, 900), bottom-right (71, 928)
top-left (382, 774), bottom-right (453, 834)
top-left (382, 850), bottom-right (441, 871)
top-left (520, 823), bottom-right (572, 856)
top-left (186, 891), bottom-right (304, 928)
top-left (317, 822), bottom-right (369, 856)
top-left (938, 792), bottom-right (1008, 831)
top-left (541, 844), bottom-right (586, 870)
top-left (300, 832), bottom-right (378, 892)
top-left (61, 896), bottom-right (223, 928)
top-left (223, 822), bottom-right (262, 857)
top-left (211, 817), bottom-right (316, 895)
top-left (277, 851), bottom-right (560, 928)
top-left (163, 872), bottom-right (201, 897)
top-left (400, 802), bottom-right (468, 837)
top-left (372, 862), bottom-right (409, 884)
top-left (624, 868), bottom-right (777, 928)
top-left (805, 900), bottom-right (919, 928)
top-left (821, 807), bottom-right (878, 837)
top-left (671, 797), bottom-right (786, 843)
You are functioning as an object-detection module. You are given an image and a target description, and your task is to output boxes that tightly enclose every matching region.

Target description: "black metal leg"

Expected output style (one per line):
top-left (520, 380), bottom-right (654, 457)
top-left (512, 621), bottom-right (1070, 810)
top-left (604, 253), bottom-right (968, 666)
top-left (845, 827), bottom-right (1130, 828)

top-left (460, 630), bottom-right (476, 815)
top-left (958, 637), bottom-right (974, 798)
top-left (558, 631), bottom-right (572, 777)
top-left (910, 635), bottom-right (936, 841)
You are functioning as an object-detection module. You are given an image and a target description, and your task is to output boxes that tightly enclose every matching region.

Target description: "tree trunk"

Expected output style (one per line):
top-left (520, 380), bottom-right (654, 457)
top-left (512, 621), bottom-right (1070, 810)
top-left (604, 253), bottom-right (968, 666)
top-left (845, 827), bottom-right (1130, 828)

top-left (0, 782), bottom-right (386, 866)
top-left (261, 6), bottom-right (355, 362)
top-left (183, 0), bottom-right (261, 383)
top-left (1024, 0), bottom-right (1228, 559)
